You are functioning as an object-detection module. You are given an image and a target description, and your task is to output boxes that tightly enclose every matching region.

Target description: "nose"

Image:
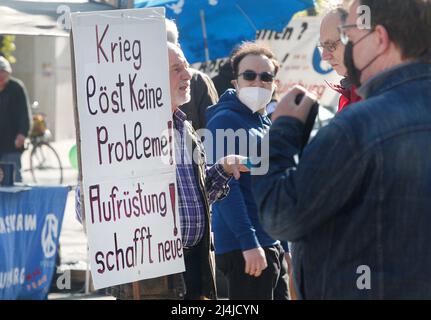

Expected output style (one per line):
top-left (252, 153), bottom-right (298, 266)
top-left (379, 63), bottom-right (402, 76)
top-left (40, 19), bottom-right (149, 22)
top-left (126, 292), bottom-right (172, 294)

top-left (182, 67), bottom-right (192, 81)
top-left (250, 76), bottom-right (266, 88)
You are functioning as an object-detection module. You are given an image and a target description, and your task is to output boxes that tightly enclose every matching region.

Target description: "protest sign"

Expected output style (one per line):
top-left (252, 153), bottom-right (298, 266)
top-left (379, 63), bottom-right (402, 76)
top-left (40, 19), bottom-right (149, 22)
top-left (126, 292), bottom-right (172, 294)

top-left (71, 7), bottom-right (184, 290)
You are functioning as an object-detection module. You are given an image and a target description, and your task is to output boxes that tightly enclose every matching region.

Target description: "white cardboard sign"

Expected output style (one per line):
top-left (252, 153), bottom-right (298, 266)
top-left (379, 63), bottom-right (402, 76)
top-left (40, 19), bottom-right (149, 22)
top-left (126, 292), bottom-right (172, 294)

top-left (71, 7), bottom-right (184, 290)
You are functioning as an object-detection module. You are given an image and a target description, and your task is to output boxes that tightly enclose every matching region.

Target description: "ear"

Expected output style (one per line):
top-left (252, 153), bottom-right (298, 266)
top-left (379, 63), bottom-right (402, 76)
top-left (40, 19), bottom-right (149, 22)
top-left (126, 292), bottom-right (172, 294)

top-left (231, 79), bottom-right (238, 90)
top-left (374, 25), bottom-right (391, 55)
top-left (273, 79), bottom-right (280, 91)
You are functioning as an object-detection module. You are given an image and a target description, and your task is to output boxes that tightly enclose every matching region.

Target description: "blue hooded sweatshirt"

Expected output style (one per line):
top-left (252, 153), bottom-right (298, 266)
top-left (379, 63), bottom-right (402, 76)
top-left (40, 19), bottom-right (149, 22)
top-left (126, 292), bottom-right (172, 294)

top-left (205, 89), bottom-right (288, 254)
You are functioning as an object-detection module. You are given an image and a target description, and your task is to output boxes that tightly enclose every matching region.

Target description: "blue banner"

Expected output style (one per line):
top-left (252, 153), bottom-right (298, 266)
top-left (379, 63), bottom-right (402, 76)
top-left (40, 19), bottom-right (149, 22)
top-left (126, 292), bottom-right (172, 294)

top-left (134, 0), bottom-right (315, 63)
top-left (0, 186), bottom-right (69, 300)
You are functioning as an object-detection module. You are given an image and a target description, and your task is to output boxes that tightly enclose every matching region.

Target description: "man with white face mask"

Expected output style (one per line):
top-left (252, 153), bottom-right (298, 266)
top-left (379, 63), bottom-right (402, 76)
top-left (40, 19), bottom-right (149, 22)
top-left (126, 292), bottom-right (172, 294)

top-left (205, 42), bottom-right (290, 300)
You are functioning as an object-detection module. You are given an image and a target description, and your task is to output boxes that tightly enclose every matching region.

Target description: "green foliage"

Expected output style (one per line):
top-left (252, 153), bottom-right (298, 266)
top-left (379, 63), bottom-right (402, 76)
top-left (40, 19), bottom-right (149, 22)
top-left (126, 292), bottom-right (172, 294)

top-left (0, 35), bottom-right (16, 64)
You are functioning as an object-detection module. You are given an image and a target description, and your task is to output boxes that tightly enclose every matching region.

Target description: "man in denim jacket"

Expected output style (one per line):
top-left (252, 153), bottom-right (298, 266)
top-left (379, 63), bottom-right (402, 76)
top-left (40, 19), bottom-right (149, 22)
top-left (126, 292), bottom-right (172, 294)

top-left (252, 0), bottom-right (431, 299)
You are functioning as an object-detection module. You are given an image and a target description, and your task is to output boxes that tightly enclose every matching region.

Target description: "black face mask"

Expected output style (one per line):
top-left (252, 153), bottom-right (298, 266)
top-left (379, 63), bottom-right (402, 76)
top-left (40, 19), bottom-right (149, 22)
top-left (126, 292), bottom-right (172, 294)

top-left (343, 30), bottom-right (382, 88)
top-left (344, 41), bottom-right (362, 88)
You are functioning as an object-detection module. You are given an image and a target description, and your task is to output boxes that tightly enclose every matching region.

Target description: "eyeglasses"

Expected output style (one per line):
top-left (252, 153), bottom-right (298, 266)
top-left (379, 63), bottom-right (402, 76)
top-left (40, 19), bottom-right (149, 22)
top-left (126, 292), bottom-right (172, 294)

top-left (337, 24), bottom-right (360, 45)
top-left (237, 70), bottom-right (275, 83)
top-left (317, 39), bottom-right (341, 53)
top-left (338, 24), bottom-right (376, 45)
top-left (338, 24), bottom-right (376, 47)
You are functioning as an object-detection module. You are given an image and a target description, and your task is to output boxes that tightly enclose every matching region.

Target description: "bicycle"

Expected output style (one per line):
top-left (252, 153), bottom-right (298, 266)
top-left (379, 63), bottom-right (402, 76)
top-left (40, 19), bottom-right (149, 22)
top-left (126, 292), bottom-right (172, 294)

top-left (23, 102), bottom-right (63, 185)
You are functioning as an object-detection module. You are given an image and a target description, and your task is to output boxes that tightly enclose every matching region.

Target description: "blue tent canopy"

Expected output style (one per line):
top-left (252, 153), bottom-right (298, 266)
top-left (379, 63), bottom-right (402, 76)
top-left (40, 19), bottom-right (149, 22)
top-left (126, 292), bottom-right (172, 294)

top-left (135, 0), bottom-right (315, 63)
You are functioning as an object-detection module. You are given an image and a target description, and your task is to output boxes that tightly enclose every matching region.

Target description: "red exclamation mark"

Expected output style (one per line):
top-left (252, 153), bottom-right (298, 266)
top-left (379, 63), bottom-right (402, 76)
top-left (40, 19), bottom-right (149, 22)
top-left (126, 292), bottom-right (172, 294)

top-left (167, 121), bottom-right (174, 165)
top-left (169, 183), bottom-right (178, 236)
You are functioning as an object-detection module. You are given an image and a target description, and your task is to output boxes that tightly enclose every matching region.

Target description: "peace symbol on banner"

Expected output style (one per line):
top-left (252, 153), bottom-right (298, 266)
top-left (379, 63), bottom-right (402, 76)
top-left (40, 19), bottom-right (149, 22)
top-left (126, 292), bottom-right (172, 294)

top-left (41, 214), bottom-right (59, 259)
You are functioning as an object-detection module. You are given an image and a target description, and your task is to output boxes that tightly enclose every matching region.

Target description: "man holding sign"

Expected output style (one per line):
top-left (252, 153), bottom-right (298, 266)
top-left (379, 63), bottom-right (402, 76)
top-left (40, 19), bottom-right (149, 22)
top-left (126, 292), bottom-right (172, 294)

top-left (75, 41), bottom-right (247, 300)
top-left (157, 42), bottom-right (248, 300)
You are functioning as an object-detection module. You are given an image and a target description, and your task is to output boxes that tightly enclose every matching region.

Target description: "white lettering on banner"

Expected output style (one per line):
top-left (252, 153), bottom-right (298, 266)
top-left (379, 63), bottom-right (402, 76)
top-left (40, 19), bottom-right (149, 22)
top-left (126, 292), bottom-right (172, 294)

top-left (0, 214), bottom-right (37, 234)
top-left (25, 214), bottom-right (37, 231)
top-left (41, 214), bottom-right (59, 259)
top-left (0, 268), bottom-right (25, 289)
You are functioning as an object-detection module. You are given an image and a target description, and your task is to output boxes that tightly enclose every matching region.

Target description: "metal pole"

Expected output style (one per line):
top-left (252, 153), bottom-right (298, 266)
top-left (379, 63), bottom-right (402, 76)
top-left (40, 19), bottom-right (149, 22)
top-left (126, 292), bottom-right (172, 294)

top-left (85, 248), bottom-right (90, 295)
top-left (200, 9), bottom-right (210, 62)
top-left (132, 282), bottom-right (141, 300)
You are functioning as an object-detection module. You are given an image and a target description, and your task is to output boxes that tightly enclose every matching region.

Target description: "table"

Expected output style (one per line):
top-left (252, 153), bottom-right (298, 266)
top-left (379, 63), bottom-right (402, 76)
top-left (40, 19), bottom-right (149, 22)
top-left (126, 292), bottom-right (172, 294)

top-left (0, 185), bottom-right (69, 299)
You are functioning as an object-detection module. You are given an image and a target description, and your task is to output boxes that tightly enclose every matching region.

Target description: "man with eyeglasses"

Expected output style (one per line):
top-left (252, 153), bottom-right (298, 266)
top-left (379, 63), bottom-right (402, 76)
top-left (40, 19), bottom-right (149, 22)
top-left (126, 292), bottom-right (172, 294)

top-left (252, 0), bottom-right (431, 299)
top-left (319, 7), bottom-right (361, 112)
top-left (205, 42), bottom-right (290, 300)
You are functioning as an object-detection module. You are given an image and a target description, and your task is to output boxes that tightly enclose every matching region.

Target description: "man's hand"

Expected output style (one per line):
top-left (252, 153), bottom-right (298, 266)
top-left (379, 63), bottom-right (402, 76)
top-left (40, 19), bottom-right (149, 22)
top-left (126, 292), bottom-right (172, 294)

top-left (271, 85), bottom-right (318, 123)
top-left (242, 247), bottom-right (268, 278)
top-left (218, 155), bottom-right (250, 180)
top-left (15, 134), bottom-right (26, 149)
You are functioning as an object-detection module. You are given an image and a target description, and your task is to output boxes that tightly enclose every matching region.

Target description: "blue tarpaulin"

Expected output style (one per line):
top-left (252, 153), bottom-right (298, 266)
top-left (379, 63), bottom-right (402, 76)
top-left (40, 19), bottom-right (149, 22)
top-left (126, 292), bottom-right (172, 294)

top-left (135, 0), bottom-right (315, 63)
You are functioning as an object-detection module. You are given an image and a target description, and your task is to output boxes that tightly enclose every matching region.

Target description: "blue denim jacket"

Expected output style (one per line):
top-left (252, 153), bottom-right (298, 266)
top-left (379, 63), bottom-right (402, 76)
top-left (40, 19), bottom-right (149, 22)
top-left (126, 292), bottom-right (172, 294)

top-left (252, 62), bottom-right (431, 299)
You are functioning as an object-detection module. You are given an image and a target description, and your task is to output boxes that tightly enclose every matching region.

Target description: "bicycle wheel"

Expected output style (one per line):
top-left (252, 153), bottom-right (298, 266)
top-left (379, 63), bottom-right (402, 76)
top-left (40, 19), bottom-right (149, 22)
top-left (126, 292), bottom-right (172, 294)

top-left (30, 142), bottom-right (63, 185)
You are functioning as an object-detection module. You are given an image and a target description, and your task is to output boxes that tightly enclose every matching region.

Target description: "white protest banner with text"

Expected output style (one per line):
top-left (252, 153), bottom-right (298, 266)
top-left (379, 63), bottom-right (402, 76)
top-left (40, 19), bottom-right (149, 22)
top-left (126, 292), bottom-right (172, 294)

top-left (193, 17), bottom-right (342, 108)
top-left (71, 7), bottom-right (184, 290)
top-left (257, 16), bottom-right (342, 106)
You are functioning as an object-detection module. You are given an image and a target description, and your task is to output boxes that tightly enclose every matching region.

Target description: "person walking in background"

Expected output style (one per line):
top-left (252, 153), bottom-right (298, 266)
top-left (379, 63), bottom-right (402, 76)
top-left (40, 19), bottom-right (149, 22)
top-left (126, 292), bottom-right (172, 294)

top-left (165, 19), bottom-right (219, 131)
top-left (0, 56), bottom-right (31, 182)
top-left (206, 42), bottom-right (290, 300)
top-left (319, 7), bottom-right (361, 112)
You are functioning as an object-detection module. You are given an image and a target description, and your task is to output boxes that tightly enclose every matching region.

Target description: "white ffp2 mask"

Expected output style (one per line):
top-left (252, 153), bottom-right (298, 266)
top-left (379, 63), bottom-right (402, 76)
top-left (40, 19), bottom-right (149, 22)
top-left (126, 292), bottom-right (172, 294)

top-left (238, 87), bottom-right (273, 113)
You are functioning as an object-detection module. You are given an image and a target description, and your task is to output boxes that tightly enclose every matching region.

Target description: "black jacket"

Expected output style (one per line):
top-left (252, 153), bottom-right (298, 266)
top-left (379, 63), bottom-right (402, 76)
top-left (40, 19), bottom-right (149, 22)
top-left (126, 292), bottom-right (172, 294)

top-left (179, 68), bottom-right (218, 131)
top-left (0, 77), bottom-right (30, 154)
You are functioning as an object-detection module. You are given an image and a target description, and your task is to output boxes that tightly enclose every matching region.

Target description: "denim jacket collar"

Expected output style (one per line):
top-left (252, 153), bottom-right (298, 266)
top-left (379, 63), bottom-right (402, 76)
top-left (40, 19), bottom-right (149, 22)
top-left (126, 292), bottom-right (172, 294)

top-left (357, 61), bottom-right (431, 99)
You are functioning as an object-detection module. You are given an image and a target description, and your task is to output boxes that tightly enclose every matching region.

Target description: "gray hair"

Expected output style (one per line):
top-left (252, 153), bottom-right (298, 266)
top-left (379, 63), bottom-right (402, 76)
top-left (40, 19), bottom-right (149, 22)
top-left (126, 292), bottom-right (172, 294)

top-left (165, 18), bottom-right (179, 45)
top-left (321, 3), bottom-right (348, 23)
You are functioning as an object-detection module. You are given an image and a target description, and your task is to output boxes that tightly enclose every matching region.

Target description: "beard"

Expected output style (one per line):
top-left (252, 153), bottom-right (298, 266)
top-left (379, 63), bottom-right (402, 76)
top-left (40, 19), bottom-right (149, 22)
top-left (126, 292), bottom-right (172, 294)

top-left (174, 89), bottom-right (191, 107)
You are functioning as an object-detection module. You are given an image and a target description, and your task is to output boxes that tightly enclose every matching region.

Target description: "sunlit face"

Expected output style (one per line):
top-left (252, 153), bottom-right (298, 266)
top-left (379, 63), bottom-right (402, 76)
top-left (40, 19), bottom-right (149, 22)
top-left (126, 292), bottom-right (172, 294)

top-left (343, 0), bottom-right (380, 83)
top-left (319, 11), bottom-right (347, 76)
top-left (232, 54), bottom-right (276, 92)
top-left (168, 45), bottom-right (192, 111)
top-left (0, 70), bottom-right (10, 91)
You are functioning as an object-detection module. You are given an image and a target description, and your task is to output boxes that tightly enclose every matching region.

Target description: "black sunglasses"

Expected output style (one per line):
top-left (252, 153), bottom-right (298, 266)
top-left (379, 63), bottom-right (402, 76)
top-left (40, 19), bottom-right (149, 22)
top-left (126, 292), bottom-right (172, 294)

top-left (237, 70), bottom-right (275, 83)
